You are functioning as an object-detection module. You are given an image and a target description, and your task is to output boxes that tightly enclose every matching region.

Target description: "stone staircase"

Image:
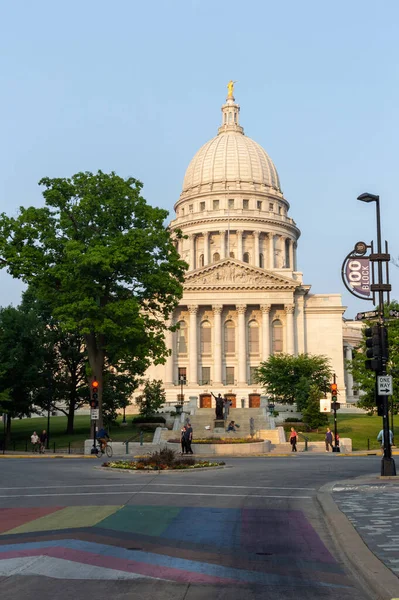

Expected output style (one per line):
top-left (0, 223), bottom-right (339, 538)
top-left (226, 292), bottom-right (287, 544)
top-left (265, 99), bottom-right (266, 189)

top-left (183, 408), bottom-right (270, 438)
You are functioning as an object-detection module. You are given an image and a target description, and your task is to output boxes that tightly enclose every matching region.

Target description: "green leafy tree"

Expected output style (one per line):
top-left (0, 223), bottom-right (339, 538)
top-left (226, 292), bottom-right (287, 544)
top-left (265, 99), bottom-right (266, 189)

top-left (0, 305), bottom-right (46, 441)
top-left (136, 379), bottom-right (166, 418)
top-left (348, 300), bottom-right (399, 414)
top-left (0, 171), bottom-right (186, 427)
top-left (302, 385), bottom-right (329, 430)
top-left (255, 353), bottom-right (332, 411)
top-left (102, 370), bottom-right (136, 427)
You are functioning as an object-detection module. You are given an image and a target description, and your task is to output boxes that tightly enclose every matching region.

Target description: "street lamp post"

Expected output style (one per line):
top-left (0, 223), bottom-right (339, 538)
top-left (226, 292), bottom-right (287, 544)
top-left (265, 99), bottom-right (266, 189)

top-left (358, 193), bottom-right (396, 476)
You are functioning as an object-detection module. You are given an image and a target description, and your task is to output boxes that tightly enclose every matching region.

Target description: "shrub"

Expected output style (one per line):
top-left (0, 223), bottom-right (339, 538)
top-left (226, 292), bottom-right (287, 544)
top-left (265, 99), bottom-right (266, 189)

top-left (132, 415), bottom-right (166, 424)
top-left (285, 417), bottom-right (301, 422)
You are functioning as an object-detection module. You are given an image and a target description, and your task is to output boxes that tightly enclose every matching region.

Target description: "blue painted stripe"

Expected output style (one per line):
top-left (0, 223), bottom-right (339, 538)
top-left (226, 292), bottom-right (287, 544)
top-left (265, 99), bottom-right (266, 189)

top-left (162, 507), bottom-right (241, 547)
top-left (0, 539), bottom-right (351, 589)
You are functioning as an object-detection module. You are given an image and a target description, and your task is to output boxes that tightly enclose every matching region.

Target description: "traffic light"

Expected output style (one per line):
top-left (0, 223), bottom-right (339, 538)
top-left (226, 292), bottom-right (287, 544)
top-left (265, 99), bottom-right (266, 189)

top-left (365, 325), bottom-right (381, 372)
top-left (330, 383), bottom-right (338, 402)
top-left (90, 380), bottom-right (99, 409)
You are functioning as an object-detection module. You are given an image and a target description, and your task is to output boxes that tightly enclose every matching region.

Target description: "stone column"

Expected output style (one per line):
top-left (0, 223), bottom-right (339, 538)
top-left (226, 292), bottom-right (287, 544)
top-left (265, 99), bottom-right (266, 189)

top-left (260, 305), bottom-right (271, 361)
top-left (253, 231), bottom-right (260, 267)
top-left (269, 234), bottom-right (274, 269)
top-left (279, 236), bottom-right (285, 268)
top-left (237, 304), bottom-right (247, 384)
top-left (285, 304), bottom-right (295, 355)
top-left (345, 345), bottom-right (354, 399)
top-left (289, 239), bottom-right (294, 270)
top-left (213, 305), bottom-right (223, 384)
top-left (296, 291), bottom-right (305, 354)
top-left (188, 305), bottom-right (198, 384)
top-left (189, 234), bottom-right (196, 271)
top-left (237, 230), bottom-right (243, 262)
top-left (165, 319), bottom-right (174, 385)
top-left (218, 230), bottom-right (225, 260)
top-left (294, 242), bottom-right (298, 271)
top-left (203, 232), bottom-right (209, 266)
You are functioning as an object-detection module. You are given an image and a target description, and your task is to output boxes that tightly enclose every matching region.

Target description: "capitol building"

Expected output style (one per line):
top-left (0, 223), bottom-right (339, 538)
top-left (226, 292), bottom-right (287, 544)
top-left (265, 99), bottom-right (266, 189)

top-left (144, 85), bottom-right (360, 409)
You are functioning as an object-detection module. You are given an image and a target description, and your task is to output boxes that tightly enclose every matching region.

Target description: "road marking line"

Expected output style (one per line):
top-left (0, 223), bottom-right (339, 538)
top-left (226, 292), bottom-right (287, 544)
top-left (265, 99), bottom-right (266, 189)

top-left (0, 491), bottom-right (312, 499)
top-left (0, 483), bottom-right (316, 491)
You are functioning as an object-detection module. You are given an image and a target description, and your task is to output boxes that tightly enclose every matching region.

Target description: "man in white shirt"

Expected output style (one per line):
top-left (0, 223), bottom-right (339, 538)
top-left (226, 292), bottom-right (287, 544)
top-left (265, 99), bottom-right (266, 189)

top-left (377, 429), bottom-right (393, 453)
top-left (30, 431), bottom-right (39, 453)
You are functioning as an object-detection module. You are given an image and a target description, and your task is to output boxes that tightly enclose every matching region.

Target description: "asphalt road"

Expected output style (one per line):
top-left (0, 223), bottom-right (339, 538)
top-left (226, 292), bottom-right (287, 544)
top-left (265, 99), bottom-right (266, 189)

top-left (0, 455), bottom-right (383, 600)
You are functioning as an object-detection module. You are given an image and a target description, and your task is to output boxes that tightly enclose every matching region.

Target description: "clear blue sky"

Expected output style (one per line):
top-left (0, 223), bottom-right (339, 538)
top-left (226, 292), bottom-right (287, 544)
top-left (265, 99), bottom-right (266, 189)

top-left (0, 0), bottom-right (398, 317)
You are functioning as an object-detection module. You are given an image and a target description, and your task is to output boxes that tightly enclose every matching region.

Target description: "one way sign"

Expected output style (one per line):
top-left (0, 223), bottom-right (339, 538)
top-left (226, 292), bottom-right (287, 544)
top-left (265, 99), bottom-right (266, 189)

top-left (377, 375), bottom-right (393, 396)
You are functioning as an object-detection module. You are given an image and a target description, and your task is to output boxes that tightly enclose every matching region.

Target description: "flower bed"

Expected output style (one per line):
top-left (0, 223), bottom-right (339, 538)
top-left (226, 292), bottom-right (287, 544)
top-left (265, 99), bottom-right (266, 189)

top-left (102, 448), bottom-right (225, 470)
top-left (167, 437), bottom-right (264, 444)
top-left (103, 459), bottom-right (225, 471)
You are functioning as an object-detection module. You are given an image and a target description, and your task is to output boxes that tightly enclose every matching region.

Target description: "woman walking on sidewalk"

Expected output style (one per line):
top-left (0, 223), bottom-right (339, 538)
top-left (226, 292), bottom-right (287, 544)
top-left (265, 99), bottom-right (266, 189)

top-left (289, 427), bottom-right (298, 452)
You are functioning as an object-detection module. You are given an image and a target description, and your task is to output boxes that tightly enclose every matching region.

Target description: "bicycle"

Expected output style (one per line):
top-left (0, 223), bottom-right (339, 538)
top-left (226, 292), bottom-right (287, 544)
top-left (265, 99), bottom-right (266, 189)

top-left (96, 439), bottom-right (113, 458)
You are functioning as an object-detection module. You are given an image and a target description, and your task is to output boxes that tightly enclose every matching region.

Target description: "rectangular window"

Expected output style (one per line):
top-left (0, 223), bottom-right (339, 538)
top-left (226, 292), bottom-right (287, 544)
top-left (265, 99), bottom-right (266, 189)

top-left (278, 206), bottom-right (282, 215)
top-left (248, 326), bottom-right (259, 354)
top-left (201, 325), bottom-right (212, 354)
top-left (269, 202), bottom-right (274, 211)
top-left (189, 204), bottom-right (193, 213)
top-left (249, 366), bottom-right (258, 385)
top-left (200, 201), bottom-right (206, 211)
top-left (243, 199), bottom-right (249, 209)
top-left (201, 367), bottom-right (211, 385)
top-left (181, 208), bottom-right (185, 215)
top-left (226, 367), bottom-right (235, 385)
top-left (257, 201), bottom-right (262, 210)
top-left (178, 367), bottom-right (187, 384)
top-left (213, 199), bottom-right (219, 210)
top-left (228, 199), bottom-right (234, 209)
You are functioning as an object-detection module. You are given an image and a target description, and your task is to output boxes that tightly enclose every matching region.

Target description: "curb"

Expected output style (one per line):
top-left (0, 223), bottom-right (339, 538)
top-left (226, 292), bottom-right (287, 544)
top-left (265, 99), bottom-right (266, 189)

top-left (317, 480), bottom-right (399, 600)
top-left (95, 465), bottom-right (232, 474)
top-left (0, 454), bottom-right (95, 459)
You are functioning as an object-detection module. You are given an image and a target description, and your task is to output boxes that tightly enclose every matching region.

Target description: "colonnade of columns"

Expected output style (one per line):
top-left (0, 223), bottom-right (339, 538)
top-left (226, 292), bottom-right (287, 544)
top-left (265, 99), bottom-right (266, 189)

top-left (164, 303), bottom-right (296, 386)
top-left (344, 345), bottom-right (354, 398)
top-left (178, 231), bottom-right (297, 271)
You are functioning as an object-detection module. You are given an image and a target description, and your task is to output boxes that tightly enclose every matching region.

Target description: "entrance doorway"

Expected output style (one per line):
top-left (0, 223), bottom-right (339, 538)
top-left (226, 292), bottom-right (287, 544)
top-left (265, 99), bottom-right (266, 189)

top-left (225, 393), bottom-right (236, 408)
top-left (248, 394), bottom-right (260, 408)
top-left (199, 394), bottom-right (212, 408)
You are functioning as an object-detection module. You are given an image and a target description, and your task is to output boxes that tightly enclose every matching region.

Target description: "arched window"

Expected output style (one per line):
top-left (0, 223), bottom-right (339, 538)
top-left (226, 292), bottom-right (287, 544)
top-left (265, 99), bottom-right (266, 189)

top-left (224, 320), bottom-right (235, 353)
top-left (199, 254), bottom-right (204, 267)
top-left (259, 253), bottom-right (264, 268)
top-left (213, 252), bottom-right (220, 262)
top-left (285, 239), bottom-right (290, 268)
top-left (248, 320), bottom-right (259, 354)
top-left (177, 321), bottom-right (187, 354)
top-left (200, 321), bottom-right (212, 354)
top-left (243, 252), bottom-right (250, 263)
top-left (229, 251), bottom-right (235, 258)
top-left (272, 320), bottom-right (283, 354)
top-left (229, 112), bottom-right (233, 123)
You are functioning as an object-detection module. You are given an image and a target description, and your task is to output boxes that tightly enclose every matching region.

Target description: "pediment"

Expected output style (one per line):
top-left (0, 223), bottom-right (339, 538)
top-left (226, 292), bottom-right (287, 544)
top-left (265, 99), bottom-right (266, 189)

top-left (184, 259), bottom-right (300, 290)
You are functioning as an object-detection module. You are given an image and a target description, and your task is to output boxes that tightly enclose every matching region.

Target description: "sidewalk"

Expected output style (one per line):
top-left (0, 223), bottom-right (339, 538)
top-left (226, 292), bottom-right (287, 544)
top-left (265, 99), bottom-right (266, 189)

top-left (0, 451), bottom-right (94, 459)
top-left (318, 474), bottom-right (399, 599)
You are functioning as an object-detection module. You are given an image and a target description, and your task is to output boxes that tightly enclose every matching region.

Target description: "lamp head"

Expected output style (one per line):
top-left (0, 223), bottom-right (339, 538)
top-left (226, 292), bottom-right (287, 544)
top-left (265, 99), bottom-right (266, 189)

top-left (357, 192), bottom-right (379, 203)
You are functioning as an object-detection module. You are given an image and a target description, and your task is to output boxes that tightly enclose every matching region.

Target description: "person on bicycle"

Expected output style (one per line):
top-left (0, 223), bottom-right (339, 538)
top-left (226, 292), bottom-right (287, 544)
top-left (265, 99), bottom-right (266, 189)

top-left (96, 427), bottom-right (110, 453)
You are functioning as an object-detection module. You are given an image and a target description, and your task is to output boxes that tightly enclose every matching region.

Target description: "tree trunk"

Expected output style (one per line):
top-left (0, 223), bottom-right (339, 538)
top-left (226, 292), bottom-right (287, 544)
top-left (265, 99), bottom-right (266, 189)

top-left (5, 415), bottom-right (11, 446)
top-left (66, 399), bottom-right (76, 435)
top-left (84, 333), bottom-right (105, 429)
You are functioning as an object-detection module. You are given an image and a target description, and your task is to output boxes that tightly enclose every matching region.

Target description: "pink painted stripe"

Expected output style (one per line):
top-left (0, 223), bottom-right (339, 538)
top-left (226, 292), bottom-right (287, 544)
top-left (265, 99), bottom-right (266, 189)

top-left (0, 507), bottom-right (63, 535)
top-left (0, 547), bottom-right (243, 585)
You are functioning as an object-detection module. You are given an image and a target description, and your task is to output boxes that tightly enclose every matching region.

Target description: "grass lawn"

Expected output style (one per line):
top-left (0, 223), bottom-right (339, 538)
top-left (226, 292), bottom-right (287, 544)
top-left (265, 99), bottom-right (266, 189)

top-left (291, 413), bottom-right (398, 451)
top-left (3, 415), bottom-right (155, 452)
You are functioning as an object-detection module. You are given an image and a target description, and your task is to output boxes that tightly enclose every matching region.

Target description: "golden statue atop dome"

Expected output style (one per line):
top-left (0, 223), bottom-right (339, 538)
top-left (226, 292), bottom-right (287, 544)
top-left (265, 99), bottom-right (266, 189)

top-left (227, 80), bottom-right (237, 99)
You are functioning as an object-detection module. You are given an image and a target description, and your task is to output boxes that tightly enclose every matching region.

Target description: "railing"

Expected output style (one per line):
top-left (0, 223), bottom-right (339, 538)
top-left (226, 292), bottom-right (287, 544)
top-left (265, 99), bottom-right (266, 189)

top-left (0, 440), bottom-right (84, 454)
top-left (297, 432), bottom-right (309, 451)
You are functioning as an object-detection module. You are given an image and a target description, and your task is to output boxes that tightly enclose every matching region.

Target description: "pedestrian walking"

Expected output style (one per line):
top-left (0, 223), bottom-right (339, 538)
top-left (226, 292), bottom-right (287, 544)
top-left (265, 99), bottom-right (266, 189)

top-left (184, 422), bottom-right (194, 454)
top-left (30, 431), bottom-right (39, 452)
top-left (180, 426), bottom-right (187, 454)
top-left (377, 428), bottom-right (393, 453)
top-left (39, 430), bottom-right (47, 453)
top-left (289, 427), bottom-right (297, 452)
top-left (325, 427), bottom-right (333, 452)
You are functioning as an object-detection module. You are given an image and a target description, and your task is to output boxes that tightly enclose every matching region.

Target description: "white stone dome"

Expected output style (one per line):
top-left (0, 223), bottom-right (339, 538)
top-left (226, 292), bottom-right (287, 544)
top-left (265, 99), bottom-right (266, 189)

top-left (181, 94), bottom-right (281, 197)
top-left (182, 132), bottom-right (281, 194)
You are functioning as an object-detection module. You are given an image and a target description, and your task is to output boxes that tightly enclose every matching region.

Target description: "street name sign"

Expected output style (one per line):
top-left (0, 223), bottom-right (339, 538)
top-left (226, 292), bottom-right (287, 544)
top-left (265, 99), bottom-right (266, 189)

top-left (320, 399), bottom-right (331, 413)
top-left (90, 409), bottom-right (99, 420)
top-left (355, 310), bottom-right (379, 321)
top-left (377, 375), bottom-right (393, 396)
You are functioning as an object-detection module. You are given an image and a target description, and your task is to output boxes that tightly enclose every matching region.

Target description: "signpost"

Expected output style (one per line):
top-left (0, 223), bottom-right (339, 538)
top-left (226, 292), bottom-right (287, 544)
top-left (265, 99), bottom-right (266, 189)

top-left (319, 399), bottom-right (331, 413)
top-left (90, 409), bottom-right (100, 420)
top-left (377, 375), bottom-right (393, 396)
top-left (355, 310), bottom-right (379, 321)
